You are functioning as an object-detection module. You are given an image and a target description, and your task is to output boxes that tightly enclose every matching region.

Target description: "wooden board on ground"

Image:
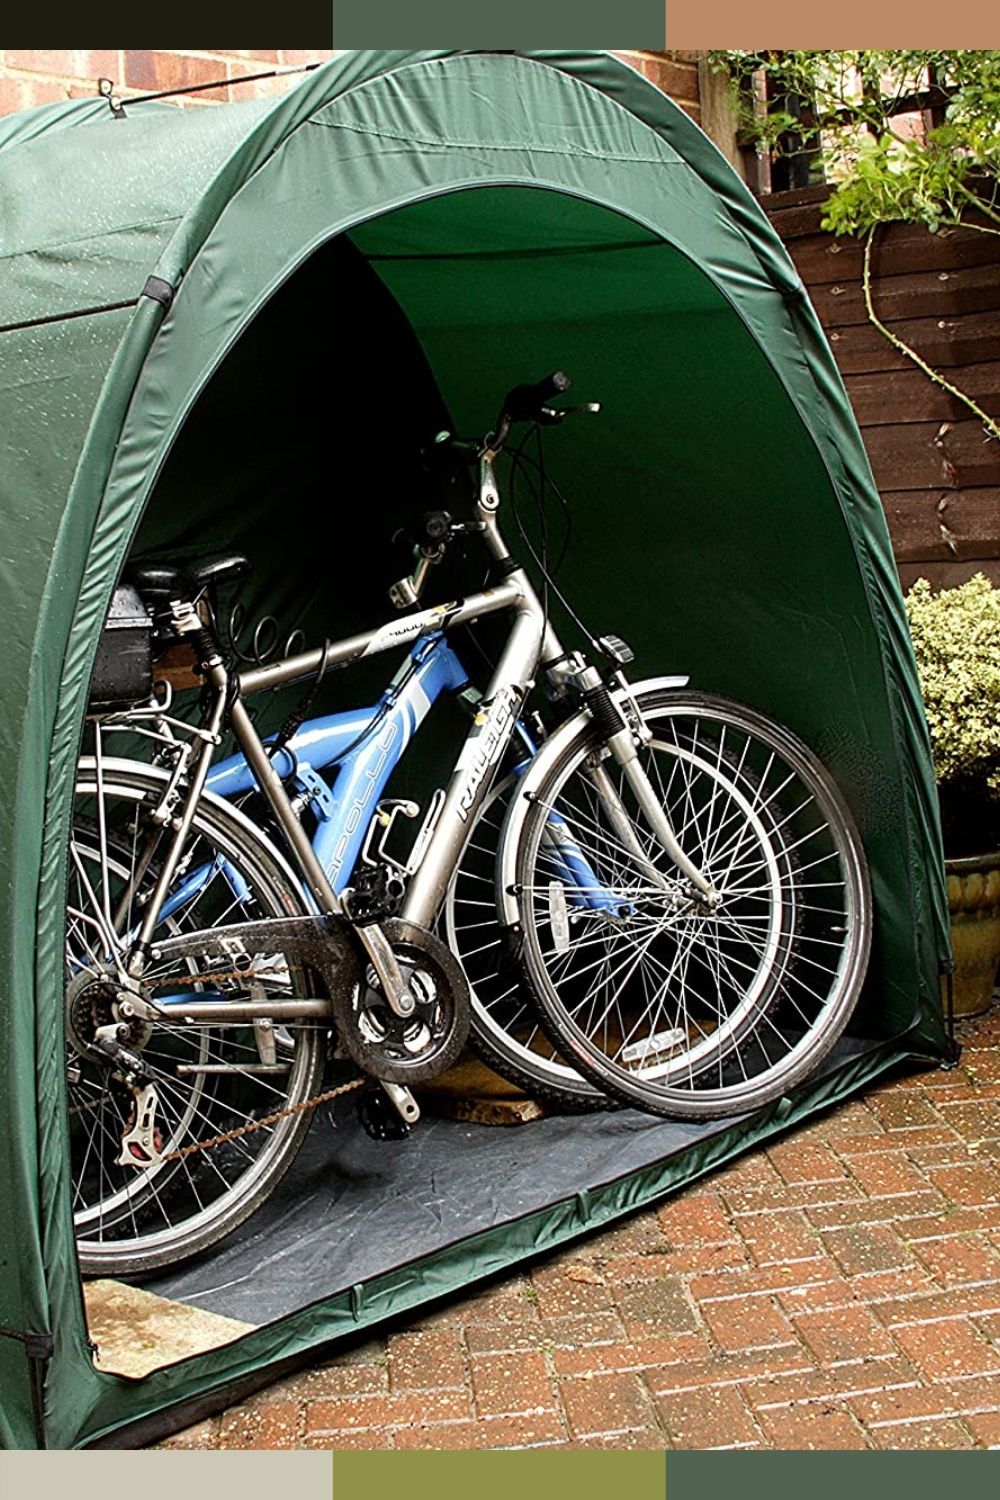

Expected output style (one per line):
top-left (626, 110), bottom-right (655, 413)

top-left (85, 1279), bottom-right (254, 1377)
top-left (417, 1055), bottom-right (547, 1126)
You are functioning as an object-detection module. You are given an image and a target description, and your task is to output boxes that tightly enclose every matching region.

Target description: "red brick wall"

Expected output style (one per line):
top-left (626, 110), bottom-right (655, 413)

top-left (0, 50), bottom-right (334, 115)
top-left (0, 49), bottom-right (701, 119)
top-left (615, 51), bottom-right (702, 121)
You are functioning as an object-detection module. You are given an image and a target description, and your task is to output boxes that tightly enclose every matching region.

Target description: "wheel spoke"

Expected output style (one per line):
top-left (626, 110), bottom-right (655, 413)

top-left (68, 766), bottom-right (324, 1273)
top-left (514, 696), bottom-right (869, 1118)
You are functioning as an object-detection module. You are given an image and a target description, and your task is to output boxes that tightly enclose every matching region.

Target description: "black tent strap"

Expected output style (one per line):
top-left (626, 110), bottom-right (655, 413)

top-left (97, 62), bottom-right (321, 115)
top-left (0, 1323), bottom-right (54, 1361)
top-left (1, 279), bottom-right (174, 335)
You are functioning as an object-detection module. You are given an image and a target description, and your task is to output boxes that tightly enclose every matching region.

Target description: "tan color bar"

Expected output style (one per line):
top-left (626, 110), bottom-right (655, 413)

top-left (666, 0), bottom-right (1000, 48)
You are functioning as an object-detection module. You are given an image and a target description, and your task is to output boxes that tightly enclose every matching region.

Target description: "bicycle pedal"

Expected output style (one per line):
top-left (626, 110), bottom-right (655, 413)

top-left (356, 1087), bottom-right (413, 1142)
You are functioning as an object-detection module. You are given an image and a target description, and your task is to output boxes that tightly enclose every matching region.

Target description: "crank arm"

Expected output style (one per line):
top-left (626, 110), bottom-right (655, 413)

top-left (381, 1081), bottom-right (420, 1125)
top-left (349, 918), bottom-right (416, 1019)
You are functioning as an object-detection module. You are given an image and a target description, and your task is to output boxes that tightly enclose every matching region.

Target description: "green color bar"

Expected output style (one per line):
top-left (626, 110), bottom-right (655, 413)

top-left (671, 1456), bottom-right (998, 1500)
top-left (330, 1), bottom-right (666, 48)
top-left (335, 1452), bottom-right (666, 1499)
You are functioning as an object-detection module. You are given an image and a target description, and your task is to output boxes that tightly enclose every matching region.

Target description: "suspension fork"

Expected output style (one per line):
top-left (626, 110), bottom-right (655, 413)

top-left (578, 667), bottom-right (720, 906)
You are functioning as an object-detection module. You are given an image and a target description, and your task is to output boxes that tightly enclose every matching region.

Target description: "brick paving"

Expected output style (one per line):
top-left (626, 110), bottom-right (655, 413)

top-left (157, 1002), bottom-right (1000, 1451)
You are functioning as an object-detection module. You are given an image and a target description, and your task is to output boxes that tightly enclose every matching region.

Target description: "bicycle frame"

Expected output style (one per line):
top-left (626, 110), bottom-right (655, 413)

top-left (208, 632), bottom-right (470, 897)
top-left (225, 559), bottom-right (549, 930)
top-left (118, 450), bottom-right (713, 967)
top-left (182, 627), bottom-right (626, 926)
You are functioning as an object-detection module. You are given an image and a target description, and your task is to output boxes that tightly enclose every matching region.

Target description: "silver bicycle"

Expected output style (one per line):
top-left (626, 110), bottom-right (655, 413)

top-left (67, 372), bottom-right (872, 1273)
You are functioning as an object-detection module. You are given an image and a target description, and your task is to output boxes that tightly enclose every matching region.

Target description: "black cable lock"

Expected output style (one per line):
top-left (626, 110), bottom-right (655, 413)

top-left (267, 639), bottom-right (332, 762)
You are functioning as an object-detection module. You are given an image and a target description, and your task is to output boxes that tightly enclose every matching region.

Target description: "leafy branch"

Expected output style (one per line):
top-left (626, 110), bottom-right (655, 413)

top-left (709, 51), bottom-right (1000, 439)
top-left (862, 230), bottom-right (1000, 442)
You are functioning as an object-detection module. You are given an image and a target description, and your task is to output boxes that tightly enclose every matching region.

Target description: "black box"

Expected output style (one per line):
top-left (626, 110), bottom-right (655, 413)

top-left (88, 583), bottom-right (154, 712)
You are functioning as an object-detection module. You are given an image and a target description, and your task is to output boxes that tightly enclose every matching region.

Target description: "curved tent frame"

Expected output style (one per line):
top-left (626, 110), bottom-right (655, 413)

top-left (0, 51), bottom-right (948, 1449)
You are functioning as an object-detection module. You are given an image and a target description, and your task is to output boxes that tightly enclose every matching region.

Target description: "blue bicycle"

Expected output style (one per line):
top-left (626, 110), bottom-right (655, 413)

top-left (68, 374), bottom-right (871, 1273)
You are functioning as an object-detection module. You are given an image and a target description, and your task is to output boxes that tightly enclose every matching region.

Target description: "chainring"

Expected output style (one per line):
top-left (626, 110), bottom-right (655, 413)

top-left (334, 918), bottom-right (471, 1085)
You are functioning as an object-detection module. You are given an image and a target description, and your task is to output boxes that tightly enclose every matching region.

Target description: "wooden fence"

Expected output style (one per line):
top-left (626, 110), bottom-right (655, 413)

top-left (765, 185), bottom-right (1000, 590)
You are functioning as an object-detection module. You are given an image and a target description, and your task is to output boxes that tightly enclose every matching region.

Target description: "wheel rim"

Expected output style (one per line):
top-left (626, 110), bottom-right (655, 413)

top-left (518, 699), bottom-right (868, 1111)
top-left (68, 769), bottom-right (322, 1269)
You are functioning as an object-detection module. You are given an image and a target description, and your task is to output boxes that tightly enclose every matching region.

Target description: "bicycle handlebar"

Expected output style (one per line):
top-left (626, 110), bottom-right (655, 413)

top-left (501, 370), bottom-right (571, 424)
top-left (490, 370), bottom-right (572, 451)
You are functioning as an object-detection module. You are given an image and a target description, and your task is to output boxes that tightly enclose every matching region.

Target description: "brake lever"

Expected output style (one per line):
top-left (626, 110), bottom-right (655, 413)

top-left (537, 401), bottom-right (602, 425)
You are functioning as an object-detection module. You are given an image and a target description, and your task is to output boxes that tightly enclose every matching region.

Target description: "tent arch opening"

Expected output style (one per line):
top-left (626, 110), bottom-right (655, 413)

top-left (0, 51), bottom-right (949, 1449)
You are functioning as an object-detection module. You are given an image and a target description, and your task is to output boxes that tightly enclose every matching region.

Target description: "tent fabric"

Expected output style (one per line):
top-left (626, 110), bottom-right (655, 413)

top-left (0, 50), bottom-right (949, 1449)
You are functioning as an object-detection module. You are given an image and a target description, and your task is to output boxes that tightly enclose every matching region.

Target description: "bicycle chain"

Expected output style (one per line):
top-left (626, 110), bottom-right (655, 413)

top-left (161, 1073), bottom-right (367, 1162)
top-left (144, 966), bottom-right (287, 988)
top-left (123, 956), bottom-right (365, 1163)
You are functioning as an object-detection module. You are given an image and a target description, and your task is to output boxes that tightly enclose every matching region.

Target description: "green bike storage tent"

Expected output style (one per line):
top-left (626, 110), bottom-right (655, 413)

top-left (0, 50), bottom-right (951, 1449)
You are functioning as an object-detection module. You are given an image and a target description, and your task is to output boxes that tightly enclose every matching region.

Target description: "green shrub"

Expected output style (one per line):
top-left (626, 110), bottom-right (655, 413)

top-left (905, 572), bottom-right (1000, 853)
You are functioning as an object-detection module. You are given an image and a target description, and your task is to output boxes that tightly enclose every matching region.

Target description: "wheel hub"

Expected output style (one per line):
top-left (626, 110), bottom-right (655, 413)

top-left (65, 968), bottom-right (153, 1059)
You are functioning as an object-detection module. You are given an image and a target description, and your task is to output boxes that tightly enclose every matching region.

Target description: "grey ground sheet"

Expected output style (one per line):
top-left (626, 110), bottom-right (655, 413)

top-left (143, 1036), bottom-right (879, 1325)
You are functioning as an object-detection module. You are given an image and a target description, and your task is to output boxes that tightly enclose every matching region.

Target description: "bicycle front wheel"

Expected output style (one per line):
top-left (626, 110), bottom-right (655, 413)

top-left (67, 759), bottom-right (327, 1275)
top-left (514, 692), bottom-right (872, 1119)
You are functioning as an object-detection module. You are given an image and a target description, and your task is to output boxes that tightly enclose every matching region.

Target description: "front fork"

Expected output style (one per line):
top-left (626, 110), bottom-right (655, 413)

top-left (575, 666), bottom-right (720, 907)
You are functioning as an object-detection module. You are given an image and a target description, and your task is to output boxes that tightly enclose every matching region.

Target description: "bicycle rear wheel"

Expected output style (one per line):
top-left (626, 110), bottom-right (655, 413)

top-left (514, 692), bottom-right (871, 1119)
top-left (68, 759), bottom-right (327, 1275)
top-left (444, 775), bottom-right (605, 1110)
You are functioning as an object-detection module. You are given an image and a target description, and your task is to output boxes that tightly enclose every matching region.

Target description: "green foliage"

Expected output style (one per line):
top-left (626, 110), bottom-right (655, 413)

top-left (711, 50), bottom-right (1000, 237)
top-left (905, 573), bottom-right (1000, 852)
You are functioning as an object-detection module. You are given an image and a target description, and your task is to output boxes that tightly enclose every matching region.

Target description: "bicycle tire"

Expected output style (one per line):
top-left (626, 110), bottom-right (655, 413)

top-left (514, 691), bottom-right (872, 1119)
top-left (68, 758), bottom-right (326, 1275)
top-left (443, 775), bottom-right (606, 1111)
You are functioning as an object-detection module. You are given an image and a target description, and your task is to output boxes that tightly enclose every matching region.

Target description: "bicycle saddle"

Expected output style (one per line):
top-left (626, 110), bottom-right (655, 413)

top-left (128, 552), bottom-right (251, 598)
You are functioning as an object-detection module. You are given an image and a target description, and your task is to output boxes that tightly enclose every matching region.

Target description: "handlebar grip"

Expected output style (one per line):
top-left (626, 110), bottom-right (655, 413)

top-left (503, 370), bottom-right (571, 422)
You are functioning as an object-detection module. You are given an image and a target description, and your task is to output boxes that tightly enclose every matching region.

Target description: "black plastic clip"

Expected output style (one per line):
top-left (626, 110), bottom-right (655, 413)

top-left (97, 77), bottom-right (126, 119)
top-left (142, 275), bottom-right (176, 311)
top-left (0, 1324), bottom-right (54, 1361)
